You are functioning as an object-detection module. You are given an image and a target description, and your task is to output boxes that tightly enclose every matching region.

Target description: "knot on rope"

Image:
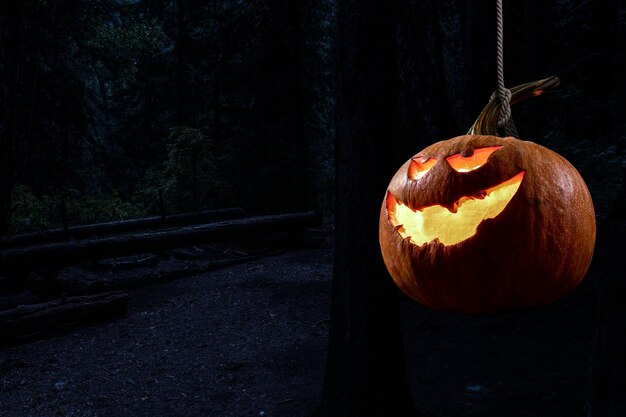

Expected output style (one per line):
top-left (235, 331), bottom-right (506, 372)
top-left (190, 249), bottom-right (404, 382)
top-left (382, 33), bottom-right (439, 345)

top-left (490, 88), bottom-right (512, 128)
top-left (489, 88), bottom-right (519, 138)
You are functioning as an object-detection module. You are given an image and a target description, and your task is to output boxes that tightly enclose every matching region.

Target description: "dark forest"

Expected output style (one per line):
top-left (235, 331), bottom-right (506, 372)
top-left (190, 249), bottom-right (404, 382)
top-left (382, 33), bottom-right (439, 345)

top-left (0, 0), bottom-right (625, 416)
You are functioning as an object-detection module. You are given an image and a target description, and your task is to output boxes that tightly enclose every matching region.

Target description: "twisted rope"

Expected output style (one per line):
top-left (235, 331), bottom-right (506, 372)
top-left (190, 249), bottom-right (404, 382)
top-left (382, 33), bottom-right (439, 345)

top-left (493, 0), bottom-right (519, 138)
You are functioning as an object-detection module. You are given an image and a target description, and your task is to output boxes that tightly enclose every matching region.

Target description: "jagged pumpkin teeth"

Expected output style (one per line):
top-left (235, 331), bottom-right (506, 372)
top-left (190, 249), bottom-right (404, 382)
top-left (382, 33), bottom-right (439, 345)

top-left (387, 171), bottom-right (524, 246)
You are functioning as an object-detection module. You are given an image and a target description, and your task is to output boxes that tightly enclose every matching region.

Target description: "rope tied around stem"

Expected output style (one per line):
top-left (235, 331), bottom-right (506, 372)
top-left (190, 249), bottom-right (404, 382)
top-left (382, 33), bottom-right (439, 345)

top-left (489, 88), bottom-right (518, 137)
top-left (492, 0), bottom-right (519, 138)
top-left (467, 76), bottom-right (560, 136)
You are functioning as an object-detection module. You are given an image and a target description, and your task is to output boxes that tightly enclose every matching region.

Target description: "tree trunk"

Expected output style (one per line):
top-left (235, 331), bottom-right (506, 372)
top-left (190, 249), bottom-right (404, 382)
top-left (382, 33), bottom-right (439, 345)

top-left (586, 1), bottom-right (626, 415)
top-left (176, 0), bottom-right (188, 125)
top-left (0, 2), bottom-right (20, 235)
top-left (315, 1), bottom-right (419, 416)
top-left (213, 68), bottom-right (221, 143)
top-left (587, 218), bottom-right (626, 417)
top-left (191, 151), bottom-right (198, 211)
top-left (212, 0), bottom-right (222, 144)
top-left (251, 0), bottom-right (312, 212)
top-left (288, 0), bottom-right (313, 209)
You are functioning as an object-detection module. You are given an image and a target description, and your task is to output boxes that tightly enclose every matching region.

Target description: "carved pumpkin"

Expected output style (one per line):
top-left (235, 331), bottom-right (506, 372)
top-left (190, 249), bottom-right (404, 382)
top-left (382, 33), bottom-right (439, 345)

top-left (379, 77), bottom-right (596, 314)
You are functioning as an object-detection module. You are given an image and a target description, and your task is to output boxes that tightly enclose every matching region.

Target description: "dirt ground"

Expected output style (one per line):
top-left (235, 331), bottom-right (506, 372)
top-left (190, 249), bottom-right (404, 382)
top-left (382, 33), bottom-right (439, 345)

top-left (401, 275), bottom-right (596, 417)
top-left (0, 235), bottom-right (598, 417)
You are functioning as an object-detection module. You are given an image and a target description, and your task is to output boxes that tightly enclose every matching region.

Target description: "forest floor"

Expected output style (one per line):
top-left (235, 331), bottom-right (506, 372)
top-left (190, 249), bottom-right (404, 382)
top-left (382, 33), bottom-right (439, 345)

top-left (0, 228), bottom-right (598, 417)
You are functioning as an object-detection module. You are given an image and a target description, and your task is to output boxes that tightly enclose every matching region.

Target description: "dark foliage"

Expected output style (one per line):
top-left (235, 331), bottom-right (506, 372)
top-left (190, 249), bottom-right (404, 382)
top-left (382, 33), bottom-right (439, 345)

top-left (0, 1), bottom-right (622, 232)
top-left (0, 0), bottom-right (336, 233)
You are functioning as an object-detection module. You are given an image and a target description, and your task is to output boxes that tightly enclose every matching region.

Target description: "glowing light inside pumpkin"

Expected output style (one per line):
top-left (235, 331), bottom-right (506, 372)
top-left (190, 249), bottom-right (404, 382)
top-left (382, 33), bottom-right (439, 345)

top-left (387, 171), bottom-right (525, 246)
top-left (446, 146), bottom-right (503, 172)
top-left (408, 157), bottom-right (438, 180)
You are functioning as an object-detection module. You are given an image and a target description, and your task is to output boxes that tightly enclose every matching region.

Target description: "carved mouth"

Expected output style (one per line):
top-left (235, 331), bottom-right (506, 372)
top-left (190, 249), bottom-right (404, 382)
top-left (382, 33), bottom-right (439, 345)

top-left (387, 171), bottom-right (525, 246)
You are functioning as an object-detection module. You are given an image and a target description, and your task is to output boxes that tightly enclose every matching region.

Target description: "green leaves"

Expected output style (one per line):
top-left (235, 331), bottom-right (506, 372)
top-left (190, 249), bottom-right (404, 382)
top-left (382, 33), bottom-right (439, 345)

top-left (7, 186), bottom-right (145, 234)
top-left (162, 127), bottom-right (218, 212)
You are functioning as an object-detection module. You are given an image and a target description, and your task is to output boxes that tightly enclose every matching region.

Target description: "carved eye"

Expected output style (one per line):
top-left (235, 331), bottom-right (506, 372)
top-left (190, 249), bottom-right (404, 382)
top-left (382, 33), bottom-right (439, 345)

top-left (408, 157), bottom-right (437, 180)
top-left (446, 146), bottom-right (502, 172)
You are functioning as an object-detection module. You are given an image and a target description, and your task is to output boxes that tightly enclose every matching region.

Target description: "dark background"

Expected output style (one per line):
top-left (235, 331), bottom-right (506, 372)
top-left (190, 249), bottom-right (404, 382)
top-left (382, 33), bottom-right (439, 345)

top-left (0, 1), bottom-right (623, 231)
top-left (1, 1), bottom-right (625, 416)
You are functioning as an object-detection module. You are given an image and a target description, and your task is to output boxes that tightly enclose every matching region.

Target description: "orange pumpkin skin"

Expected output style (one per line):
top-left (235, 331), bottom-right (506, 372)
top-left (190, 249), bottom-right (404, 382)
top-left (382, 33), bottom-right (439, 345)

top-left (379, 135), bottom-right (596, 314)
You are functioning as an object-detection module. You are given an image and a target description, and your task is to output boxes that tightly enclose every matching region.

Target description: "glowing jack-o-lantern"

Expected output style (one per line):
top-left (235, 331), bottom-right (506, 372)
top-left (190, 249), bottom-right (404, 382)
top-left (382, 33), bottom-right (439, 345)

top-left (379, 77), bottom-right (596, 314)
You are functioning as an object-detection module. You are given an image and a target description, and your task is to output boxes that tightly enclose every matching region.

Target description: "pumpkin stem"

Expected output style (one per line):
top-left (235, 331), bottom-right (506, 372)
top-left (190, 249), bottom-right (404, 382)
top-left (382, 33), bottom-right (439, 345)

top-left (467, 76), bottom-right (561, 136)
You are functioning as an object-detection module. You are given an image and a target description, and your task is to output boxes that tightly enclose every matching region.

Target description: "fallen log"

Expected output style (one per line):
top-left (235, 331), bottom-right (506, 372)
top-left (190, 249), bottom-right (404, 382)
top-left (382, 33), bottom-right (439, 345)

top-left (53, 256), bottom-right (256, 295)
top-left (0, 207), bottom-right (246, 249)
top-left (0, 291), bottom-right (129, 343)
top-left (97, 254), bottom-right (161, 272)
top-left (104, 256), bottom-right (258, 291)
top-left (0, 211), bottom-right (320, 273)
